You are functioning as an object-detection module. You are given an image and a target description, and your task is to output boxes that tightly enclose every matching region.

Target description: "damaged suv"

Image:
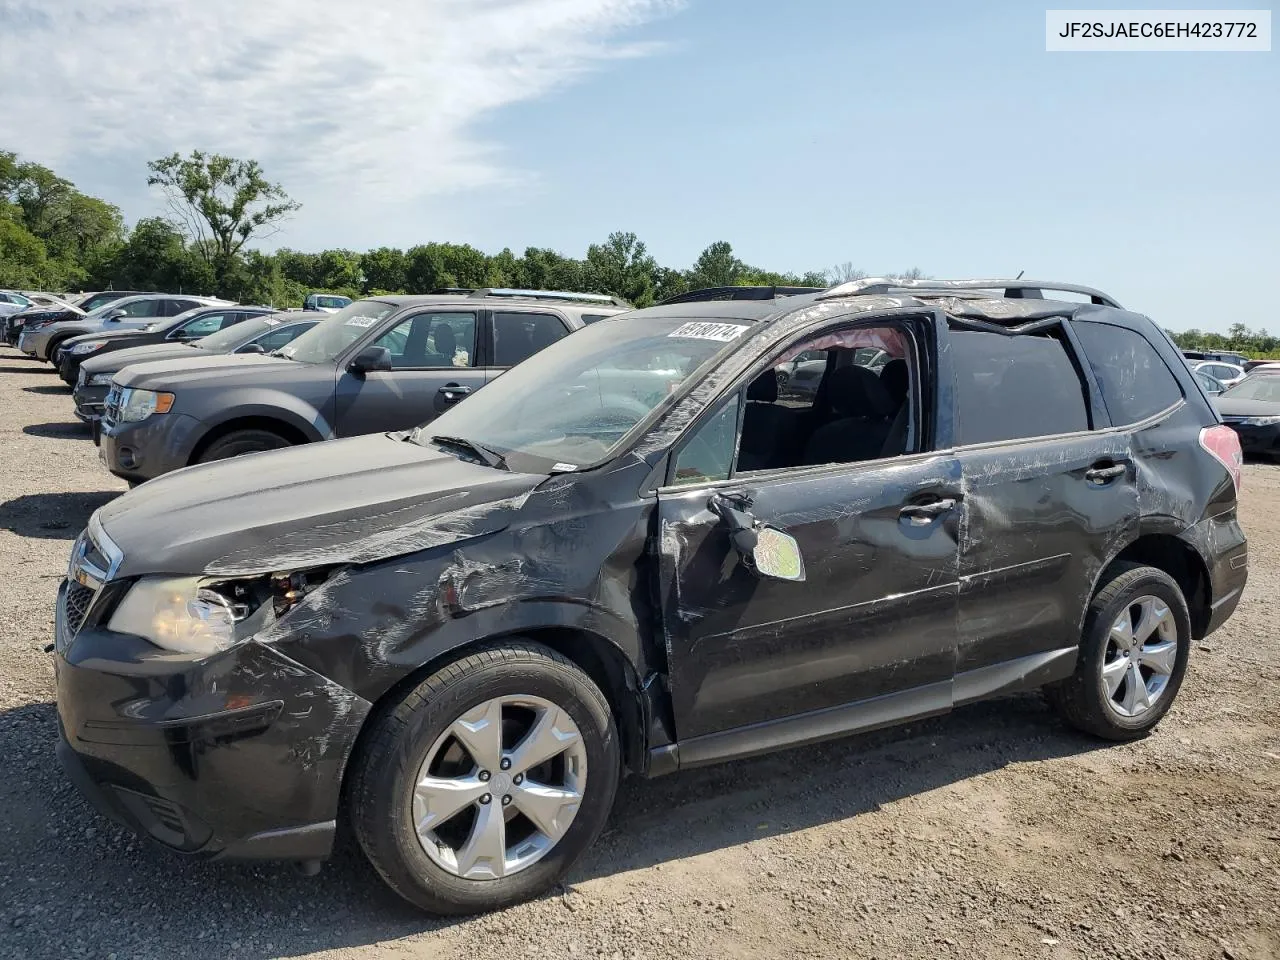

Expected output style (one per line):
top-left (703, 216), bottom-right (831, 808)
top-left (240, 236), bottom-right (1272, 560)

top-left (54, 279), bottom-right (1247, 915)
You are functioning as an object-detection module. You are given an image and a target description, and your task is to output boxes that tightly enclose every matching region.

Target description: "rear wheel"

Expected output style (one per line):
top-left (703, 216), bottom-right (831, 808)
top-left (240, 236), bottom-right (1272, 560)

top-left (196, 428), bottom-right (291, 463)
top-left (350, 642), bottom-right (619, 914)
top-left (1046, 562), bottom-right (1191, 740)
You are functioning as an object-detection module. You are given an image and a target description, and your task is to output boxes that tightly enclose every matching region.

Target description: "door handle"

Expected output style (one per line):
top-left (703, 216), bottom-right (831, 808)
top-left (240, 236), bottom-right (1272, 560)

top-left (899, 498), bottom-right (957, 524)
top-left (438, 384), bottom-right (471, 404)
top-left (1085, 463), bottom-right (1127, 483)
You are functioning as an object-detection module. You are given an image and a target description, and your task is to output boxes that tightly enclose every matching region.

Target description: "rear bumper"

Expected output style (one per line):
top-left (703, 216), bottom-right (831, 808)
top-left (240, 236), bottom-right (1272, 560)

top-left (1184, 510), bottom-right (1248, 636)
top-left (1223, 421), bottom-right (1280, 456)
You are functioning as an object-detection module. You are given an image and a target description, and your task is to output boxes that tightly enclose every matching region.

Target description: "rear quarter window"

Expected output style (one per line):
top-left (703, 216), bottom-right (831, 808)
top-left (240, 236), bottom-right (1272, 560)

top-left (950, 328), bottom-right (1089, 445)
top-left (1073, 323), bottom-right (1183, 425)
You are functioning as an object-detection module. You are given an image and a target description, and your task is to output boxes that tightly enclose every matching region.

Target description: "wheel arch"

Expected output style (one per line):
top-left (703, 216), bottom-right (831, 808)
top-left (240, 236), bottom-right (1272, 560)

top-left (337, 626), bottom-right (648, 820)
top-left (187, 405), bottom-right (325, 464)
top-left (1092, 529), bottom-right (1212, 642)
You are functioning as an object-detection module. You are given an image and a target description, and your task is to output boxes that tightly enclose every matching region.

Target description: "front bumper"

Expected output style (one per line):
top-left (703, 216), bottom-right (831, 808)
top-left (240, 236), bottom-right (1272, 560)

top-left (19, 326), bottom-right (52, 358)
top-left (72, 381), bottom-right (108, 424)
top-left (54, 579), bottom-right (370, 861)
top-left (99, 412), bottom-right (203, 483)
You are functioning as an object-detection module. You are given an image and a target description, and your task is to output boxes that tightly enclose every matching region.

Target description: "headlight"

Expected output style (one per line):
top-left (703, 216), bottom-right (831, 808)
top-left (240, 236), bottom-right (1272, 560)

top-left (88, 372), bottom-right (114, 386)
top-left (117, 387), bottom-right (175, 422)
top-left (108, 576), bottom-right (245, 655)
top-left (70, 340), bottom-right (106, 355)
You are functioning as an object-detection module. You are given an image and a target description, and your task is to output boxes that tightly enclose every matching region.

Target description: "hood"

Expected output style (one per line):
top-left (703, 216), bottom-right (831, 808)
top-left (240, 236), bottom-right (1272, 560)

top-left (96, 432), bottom-right (545, 578)
top-left (1214, 397), bottom-right (1280, 417)
top-left (66, 327), bottom-right (159, 346)
top-left (80, 342), bottom-right (202, 375)
top-left (112, 351), bottom-right (303, 389)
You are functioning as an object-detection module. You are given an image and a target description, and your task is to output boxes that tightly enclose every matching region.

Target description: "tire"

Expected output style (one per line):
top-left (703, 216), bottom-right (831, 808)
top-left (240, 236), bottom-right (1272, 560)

top-left (196, 428), bottom-right (291, 463)
top-left (1045, 562), bottom-right (1192, 741)
top-left (350, 642), bottom-right (620, 915)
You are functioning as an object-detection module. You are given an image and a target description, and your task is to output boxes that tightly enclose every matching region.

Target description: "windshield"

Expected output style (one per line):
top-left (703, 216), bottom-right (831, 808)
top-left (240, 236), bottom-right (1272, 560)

top-left (279, 300), bottom-right (398, 363)
top-left (147, 306), bottom-right (208, 333)
top-left (78, 293), bottom-right (125, 313)
top-left (311, 295), bottom-right (351, 309)
top-left (1222, 376), bottom-right (1280, 403)
top-left (414, 316), bottom-right (752, 471)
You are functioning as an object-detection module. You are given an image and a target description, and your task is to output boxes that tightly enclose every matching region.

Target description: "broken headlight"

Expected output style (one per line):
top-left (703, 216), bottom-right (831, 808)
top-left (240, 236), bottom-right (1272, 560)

top-left (108, 569), bottom-right (338, 655)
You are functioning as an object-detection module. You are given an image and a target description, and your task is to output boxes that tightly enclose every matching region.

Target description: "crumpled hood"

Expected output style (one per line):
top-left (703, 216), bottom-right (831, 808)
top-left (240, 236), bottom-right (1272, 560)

top-left (1215, 398), bottom-right (1280, 417)
top-left (96, 433), bottom-right (545, 578)
top-left (112, 351), bottom-right (301, 390)
top-left (81, 342), bottom-right (203, 376)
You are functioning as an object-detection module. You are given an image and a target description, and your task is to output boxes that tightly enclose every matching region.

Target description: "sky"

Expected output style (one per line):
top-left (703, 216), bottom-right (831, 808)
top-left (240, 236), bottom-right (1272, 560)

top-left (2, 0), bottom-right (1276, 332)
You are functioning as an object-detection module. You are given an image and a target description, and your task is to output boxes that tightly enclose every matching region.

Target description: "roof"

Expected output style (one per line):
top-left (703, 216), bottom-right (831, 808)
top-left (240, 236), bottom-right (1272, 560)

top-left (370, 293), bottom-right (628, 313)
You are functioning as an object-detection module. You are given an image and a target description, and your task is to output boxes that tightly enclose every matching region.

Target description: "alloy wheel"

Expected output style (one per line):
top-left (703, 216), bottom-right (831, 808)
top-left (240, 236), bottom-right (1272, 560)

top-left (411, 695), bottom-right (587, 880)
top-left (1100, 595), bottom-right (1179, 719)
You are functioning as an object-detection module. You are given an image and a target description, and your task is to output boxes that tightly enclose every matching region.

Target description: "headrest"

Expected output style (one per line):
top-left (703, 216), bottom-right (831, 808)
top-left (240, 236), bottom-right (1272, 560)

top-left (880, 358), bottom-right (908, 402)
top-left (748, 372), bottom-right (778, 403)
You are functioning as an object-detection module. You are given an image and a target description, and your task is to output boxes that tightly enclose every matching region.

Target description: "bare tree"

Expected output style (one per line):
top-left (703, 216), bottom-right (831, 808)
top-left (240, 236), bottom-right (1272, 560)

top-left (825, 262), bottom-right (867, 285)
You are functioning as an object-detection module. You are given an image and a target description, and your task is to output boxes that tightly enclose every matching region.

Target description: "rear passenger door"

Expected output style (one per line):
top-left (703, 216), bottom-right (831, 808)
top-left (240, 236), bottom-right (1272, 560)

top-left (947, 324), bottom-right (1138, 701)
top-left (333, 310), bottom-right (484, 436)
top-left (482, 310), bottom-right (572, 384)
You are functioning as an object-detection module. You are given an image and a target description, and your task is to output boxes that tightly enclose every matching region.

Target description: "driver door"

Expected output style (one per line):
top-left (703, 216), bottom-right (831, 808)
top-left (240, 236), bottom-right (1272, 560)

top-left (655, 317), bottom-right (963, 757)
top-left (334, 310), bottom-right (484, 436)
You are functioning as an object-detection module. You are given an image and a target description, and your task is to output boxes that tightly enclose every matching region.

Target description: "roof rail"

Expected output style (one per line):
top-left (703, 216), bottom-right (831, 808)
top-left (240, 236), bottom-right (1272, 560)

top-left (658, 285), bottom-right (824, 306)
top-left (429, 287), bottom-right (476, 295)
top-left (468, 288), bottom-right (631, 308)
top-left (818, 278), bottom-right (1122, 309)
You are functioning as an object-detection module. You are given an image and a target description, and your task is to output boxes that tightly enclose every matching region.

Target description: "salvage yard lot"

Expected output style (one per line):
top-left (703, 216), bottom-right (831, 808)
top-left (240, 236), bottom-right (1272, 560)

top-left (0, 344), bottom-right (1277, 960)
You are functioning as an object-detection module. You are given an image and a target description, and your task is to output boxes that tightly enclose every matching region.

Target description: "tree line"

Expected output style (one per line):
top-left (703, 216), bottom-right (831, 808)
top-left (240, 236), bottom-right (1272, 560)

top-left (4, 148), bottom-right (935, 310)
top-left (1165, 325), bottom-right (1280, 360)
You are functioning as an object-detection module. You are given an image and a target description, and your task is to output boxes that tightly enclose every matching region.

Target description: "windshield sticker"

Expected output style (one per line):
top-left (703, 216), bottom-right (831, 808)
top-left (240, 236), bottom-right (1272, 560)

top-left (551, 462), bottom-right (579, 473)
top-left (667, 322), bottom-right (748, 342)
top-left (261, 317), bottom-right (284, 326)
top-left (344, 315), bottom-right (380, 328)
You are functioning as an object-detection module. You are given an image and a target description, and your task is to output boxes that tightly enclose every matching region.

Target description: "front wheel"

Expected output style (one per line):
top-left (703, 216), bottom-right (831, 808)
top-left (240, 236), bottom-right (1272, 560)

top-left (1045, 562), bottom-right (1191, 740)
top-left (350, 642), bottom-right (620, 914)
top-left (196, 428), bottom-right (291, 463)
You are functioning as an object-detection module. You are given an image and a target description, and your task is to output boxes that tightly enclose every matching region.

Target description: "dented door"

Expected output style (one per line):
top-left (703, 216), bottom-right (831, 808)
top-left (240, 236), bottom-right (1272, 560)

top-left (657, 454), bottom-right (964, 742)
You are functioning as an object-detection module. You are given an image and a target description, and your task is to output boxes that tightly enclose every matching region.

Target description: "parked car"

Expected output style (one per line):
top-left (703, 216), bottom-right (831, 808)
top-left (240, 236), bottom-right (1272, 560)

top-left (97, 289), bottom-right (628, 484)
top-left (304, 293), bottom-right (353, 313)
top-left (6, 290), bottom-right (158, 344)
top-left (0, 290), bottom-right (33, 316)
top-left (1193, 360), bottom-right (1245, 389)
top-left (54, 278), bottom-right (1246, 914)
top-left (1214, 370), bottom-right (1280, 458)
top-left (73, 312), bottom-right (322, 424)
top-left (56, 304), bottom-right (275, 385)
top-left (20, 294), bottom-right (225, 362)
top-left (1194, 369), bottom-right (1226, 396)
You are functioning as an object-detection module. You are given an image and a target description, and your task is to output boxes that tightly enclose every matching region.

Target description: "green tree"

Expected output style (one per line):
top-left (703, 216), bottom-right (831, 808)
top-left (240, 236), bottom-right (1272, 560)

top-left (360, 247), bottom-right (407, 293)
top-left (584, 231), bottom-right (658, 305)
top-left (90, 217), bottom-right (214, 293)
top-left (146, 151), bottom-right (300, 293)
top-left (313, 249), bottom-right (363, 290)
top-left (0, 216), bottom-right (53, 288)
top-left (686, 240), bottom-right (744, 289)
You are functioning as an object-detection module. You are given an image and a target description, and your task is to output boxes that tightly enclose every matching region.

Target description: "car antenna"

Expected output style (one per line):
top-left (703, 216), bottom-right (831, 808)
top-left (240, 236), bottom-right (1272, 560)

top-left (1015, 269), bottom-right (1025, 279)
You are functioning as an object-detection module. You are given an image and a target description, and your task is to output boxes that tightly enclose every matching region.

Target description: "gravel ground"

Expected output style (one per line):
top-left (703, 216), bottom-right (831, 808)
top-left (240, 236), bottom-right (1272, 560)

top-left (0, 343), bottom-right (1277, 960)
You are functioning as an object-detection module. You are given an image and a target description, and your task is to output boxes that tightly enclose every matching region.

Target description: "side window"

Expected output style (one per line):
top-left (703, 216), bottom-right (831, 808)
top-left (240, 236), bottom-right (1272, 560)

top-left (251, 324), bottom-right (311, 352)
top-left (177, 312), bottom-right (231, 338)
top-left (492, 312), bottom-right (569, 367)
top-left (371, 312), bottom-right (476, 368)
top-left (117, 299), bottom-right (162, 318)
top-left (580, 313), bottom-right (608, 325)
top-left (1072, 323), bottom-right (1183, 426)
top-left (671, 394), bottom-right (742, 485)
top-left (950, 328), bottom-right (1089, 444)
top-left (738, 324), bottom-right (914, 472)
top-left (163, 299), bottom-right (199, 316)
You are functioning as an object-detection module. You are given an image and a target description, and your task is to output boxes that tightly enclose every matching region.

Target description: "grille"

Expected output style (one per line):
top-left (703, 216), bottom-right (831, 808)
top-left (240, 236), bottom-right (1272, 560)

top-left (63, 582), bottom-right (95, 634)
top-left (102, 385), bottom-right (121, 429)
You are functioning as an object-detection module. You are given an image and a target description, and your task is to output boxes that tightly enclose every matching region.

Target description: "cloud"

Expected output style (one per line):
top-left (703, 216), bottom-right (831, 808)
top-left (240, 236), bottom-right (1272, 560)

top-left (0, 0), bottom-right (682, 208)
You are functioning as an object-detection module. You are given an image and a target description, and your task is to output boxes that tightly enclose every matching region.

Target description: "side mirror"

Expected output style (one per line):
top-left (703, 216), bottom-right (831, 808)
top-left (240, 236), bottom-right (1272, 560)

top-left (707, 491), bottom-right (805, 582)
top-left (238, 343), bottom-right (266, 354)
top-left (107, 309), bottom-right (127, 321)
top-left (349, 344), bottom-right (392, 376)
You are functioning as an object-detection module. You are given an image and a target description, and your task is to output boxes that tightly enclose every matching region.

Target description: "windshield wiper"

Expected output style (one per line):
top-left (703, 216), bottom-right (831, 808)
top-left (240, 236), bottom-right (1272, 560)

top-left (429, 434), bottom-right (508, 470)
top-left (268, 349), bottom-right (295, 359)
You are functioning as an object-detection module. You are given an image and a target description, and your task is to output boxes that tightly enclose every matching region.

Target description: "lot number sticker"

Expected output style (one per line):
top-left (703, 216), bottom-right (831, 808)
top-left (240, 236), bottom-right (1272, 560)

top-left (667, 322), bottom-right (749, 342)
top-left (344, 315), bottom-right (380, 328)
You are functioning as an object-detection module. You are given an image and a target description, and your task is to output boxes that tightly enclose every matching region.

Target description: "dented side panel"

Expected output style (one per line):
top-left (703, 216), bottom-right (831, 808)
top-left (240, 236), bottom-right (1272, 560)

top-left (656, 454), bottom-right (964, 740)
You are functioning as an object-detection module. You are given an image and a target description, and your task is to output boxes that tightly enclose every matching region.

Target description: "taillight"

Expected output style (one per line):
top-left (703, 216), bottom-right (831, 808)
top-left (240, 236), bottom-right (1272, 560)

top-left (1200, 424), bottom-right (1243, 492)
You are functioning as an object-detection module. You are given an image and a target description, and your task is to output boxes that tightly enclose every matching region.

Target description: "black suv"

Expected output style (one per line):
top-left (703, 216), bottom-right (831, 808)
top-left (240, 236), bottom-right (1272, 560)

top-left (53, 279), bottom-right (1247, 915)
top-left (57, 304), bottom-right (276, 385)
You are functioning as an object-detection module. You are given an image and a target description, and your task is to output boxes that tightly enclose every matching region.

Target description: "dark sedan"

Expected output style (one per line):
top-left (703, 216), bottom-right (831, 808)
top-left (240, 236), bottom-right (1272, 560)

top-left (57, 304), bottom-right (276, 384)
top-left (1214, 372), bottom-right (1280, 458)
top-left (73, 313), bottom-right (321, 425)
